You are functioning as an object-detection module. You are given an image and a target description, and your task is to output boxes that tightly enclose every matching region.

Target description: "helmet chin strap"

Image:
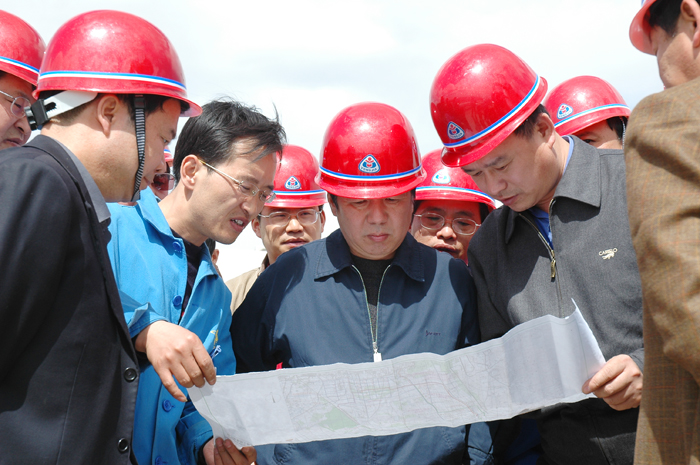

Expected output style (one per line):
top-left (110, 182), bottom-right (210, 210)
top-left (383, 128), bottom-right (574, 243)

top-left (131, 95), bottom-right (146, 202)
top-left (25, 90), bottom-right (98, 130)
top-left (620, 117), bottom-right (627, 149)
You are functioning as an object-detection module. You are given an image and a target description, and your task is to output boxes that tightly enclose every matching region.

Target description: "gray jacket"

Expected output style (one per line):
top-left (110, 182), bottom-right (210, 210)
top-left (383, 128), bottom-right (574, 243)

top-left (468, 137), bottom-right (643, 465)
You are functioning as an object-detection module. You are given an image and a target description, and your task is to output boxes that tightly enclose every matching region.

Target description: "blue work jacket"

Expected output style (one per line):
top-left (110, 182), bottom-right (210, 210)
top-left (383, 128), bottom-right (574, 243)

top-left (232, 230), bottom-right (480, 464)
top-left (107, 189), bottom-right (236, 465)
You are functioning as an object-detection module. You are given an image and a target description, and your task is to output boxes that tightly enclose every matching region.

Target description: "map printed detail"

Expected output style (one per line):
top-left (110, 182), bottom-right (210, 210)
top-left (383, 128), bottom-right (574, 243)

top-left (189, 303), bottom-right (605, 447)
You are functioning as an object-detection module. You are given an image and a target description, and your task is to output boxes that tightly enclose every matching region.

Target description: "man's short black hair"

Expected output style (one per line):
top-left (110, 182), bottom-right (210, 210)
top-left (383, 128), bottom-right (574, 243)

top-left (513, 104), bottom-right (550, 139)
top-left (205, 238), bottom-right (216, 255)
top-left (648, 0), bottom-right (700, 34)
top-left (607, 116), bottom-right (628, 141)
top-left (173, 99), bottom-right (286, 181)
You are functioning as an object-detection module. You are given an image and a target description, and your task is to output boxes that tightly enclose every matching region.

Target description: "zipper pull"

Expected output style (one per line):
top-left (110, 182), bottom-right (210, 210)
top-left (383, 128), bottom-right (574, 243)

top-left (550, 249), bottom-right (556, 279)
top-left (373, 341), bottom-right (382, 363)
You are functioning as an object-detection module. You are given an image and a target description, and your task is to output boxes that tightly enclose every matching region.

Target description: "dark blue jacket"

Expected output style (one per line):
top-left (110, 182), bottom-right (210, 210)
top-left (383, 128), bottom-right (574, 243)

top-left (231, 230), bottom-right (480, 464)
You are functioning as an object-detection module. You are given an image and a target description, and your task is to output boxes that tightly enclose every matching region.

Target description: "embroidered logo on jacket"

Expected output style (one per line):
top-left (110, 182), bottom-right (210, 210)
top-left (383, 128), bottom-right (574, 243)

top-left (599, 248), bottom-right (618, 260)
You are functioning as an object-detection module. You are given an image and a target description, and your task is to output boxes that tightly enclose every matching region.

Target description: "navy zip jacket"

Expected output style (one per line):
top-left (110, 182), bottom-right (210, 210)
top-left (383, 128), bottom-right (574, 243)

top-left (231, 230), bottom-right (480, 464)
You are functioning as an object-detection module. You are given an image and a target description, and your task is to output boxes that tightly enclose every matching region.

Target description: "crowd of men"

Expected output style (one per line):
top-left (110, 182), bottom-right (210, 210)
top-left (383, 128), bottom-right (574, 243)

top-left (0, 0), bottom-right (698, 464)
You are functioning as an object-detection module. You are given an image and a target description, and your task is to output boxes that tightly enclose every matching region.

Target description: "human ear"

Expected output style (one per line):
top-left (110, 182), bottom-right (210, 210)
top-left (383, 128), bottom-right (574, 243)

top-left (179, 154), bottom-right (200, 189)
top-left (252, 217), bottom-right (262, 238)
top-left (95, 94), bottom-right (121, 135)
top-left (682, 0), bottom-right (700, 48)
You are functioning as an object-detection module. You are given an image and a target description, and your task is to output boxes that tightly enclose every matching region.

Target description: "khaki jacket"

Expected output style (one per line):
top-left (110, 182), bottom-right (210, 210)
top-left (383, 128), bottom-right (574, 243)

top-left (226, 256), bottom-right (269, 314)
top-left (626, 77), bottom-right (700, 465)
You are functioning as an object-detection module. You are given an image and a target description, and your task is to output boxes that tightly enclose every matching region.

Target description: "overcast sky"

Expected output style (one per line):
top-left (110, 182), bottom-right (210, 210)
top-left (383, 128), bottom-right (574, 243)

top-left (6, 0), bottom-right (663, 278)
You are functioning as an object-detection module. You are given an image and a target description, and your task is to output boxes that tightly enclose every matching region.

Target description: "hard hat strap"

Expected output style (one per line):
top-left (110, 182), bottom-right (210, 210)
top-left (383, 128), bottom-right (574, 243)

top-left (25, 90), bottom-right (98, 130)
top-left (130, 95), bottom-right (146, 202)
top-left (620, 117), bottom-right (627, 149)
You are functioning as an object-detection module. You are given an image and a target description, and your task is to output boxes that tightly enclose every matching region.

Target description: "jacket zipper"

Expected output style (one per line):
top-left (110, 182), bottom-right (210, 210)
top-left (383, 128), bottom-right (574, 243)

top-left (352, 264), bottom-right (391, 362)
top-left (518, 211), bottom-right (563, 303)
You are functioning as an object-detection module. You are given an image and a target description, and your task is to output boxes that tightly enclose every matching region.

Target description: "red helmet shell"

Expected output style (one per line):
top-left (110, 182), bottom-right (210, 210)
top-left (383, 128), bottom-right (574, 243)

top-left (630, 0), bottom-right (658, 54)
top-left (430, 44), bottom-right (547, 168)
top-left (36, 10), bottom-right (200, 116)
top-left (0, 11), bottom-right (45, 85)
top-left (416, 150), bottom-right (495, 211)
top-left (316, 102), bottom-right (425, 199)
top-left (267, 145), bottom-right (326, 208)
top-left (544, 76), bottom-right (630, 136)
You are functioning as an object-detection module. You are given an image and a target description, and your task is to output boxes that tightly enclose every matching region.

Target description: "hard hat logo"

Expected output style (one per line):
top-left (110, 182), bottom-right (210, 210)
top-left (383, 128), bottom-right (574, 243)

top-left (359, 155), bottom-right (381, 174)
top-left (447, 122), bottom-right (465, 140)
top-left (557, 104), bottom-right (574, 120)
top-left (432, 170), bottom-right (451, 184)
top-left (284, 176), bottom-right (302, 190)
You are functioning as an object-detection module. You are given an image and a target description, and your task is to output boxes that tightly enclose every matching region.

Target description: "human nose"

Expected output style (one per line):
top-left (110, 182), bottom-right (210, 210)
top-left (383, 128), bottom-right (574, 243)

top-left (481, 172), bottom-right (506, 198)
top-left (286, 215), bottom-right (304, 232)
top-left (366, 200), bottom-right (388, 224)
top-left (15, 114), bottom-right (30, 143)
top-left (436, 221), bottom-right (457, 240)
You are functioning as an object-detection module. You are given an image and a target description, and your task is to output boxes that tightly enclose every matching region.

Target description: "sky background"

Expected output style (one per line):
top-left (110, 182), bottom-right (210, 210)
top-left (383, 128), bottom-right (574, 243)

top-left (6, 0), bottom-right (663, 279)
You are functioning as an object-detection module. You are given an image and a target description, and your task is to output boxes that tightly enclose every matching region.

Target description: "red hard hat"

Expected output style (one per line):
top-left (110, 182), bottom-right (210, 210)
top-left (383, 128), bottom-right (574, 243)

top-left (36, 10), bottom-right (200, 116)
top-left (430, 44), bottom-right (548, 168)
top-left (544, 76), bottom-right (630, 136)
top-left (316, 102), bottom-right (425, 199)
top-left (417, 150), bottom-right (496, 211)
top-left (630, 0), bottom-right (658, 54)
top-left (267, 144), bottom-right (326, 208)
top-left (0, 11), bottom-right (45, 86)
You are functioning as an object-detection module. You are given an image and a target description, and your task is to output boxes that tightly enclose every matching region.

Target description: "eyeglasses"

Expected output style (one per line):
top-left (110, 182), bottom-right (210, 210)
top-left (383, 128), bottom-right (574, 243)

top-left (198, 157), bottom-right (275, 203)
top-left (0, 89), bottom-right (30, 118)
top-left (152, 173), bottom-right (175, 192)
top-left (414, 213), bottom-right (481, 236)
top-left (259, 209), bottom-right (320, 226)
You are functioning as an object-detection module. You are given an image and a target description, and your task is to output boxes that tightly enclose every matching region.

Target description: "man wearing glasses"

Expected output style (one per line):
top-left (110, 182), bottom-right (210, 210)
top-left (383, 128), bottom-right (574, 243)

top-left (0, 11), bottom-right (44, 150)
top-left (226, 144), bottom-right (326, 313)
top-left (411, 149), bottom-right (495, 265)
top-left (106, 99), bottom-right (284, 465)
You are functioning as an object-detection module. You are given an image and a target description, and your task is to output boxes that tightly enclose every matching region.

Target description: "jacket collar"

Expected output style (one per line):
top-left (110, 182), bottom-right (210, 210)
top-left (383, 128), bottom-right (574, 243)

top-left (504, 136), bottom-right (604, 243)
top-left (137, 188), bottom-right (173, 236)
top-left (136, 189), bottom-right (219, 276)
top-left (314, 229), bottom-right (425, 282)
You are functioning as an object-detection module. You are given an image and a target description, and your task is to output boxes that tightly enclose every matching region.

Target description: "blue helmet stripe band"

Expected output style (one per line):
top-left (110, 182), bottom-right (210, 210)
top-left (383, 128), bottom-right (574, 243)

top-left (554, 104), bottom-right (630, 127)
top-left (444, 75), bottom-right (542, 148)
top-left (320, 165), bottom-right (422, 182)
top-left (39, 70), bottom-right (187, 92)
top-left (417, 186), bottom-right (494, 201)
top-left (274, 190), bottom-right (326, 196)
top-left (0, 55), bottom-right (39, 74)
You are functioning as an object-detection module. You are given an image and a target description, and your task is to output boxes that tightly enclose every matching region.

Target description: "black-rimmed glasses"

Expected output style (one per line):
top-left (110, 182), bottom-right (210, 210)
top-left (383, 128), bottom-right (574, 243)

top-left (414, 213), bottom-right (480, 236)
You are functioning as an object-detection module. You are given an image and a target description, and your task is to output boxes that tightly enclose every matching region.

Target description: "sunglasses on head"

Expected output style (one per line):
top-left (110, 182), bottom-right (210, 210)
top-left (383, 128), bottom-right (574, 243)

top-left (152, 173), bottom-right (175, 192)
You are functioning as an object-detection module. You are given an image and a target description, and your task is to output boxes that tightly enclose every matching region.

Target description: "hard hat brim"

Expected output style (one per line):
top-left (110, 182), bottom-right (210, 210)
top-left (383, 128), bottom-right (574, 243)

top-left (630, 0), bottom-right (657, 55)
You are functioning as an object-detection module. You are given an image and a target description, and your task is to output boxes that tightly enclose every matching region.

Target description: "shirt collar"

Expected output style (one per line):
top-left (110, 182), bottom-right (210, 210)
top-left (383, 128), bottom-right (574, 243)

top-left (314, 229), bottom-right (425, 282)
top-left (504, 136), bottom-right (604, 243)
top-left (55, 139), bottom-right (111, 224)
